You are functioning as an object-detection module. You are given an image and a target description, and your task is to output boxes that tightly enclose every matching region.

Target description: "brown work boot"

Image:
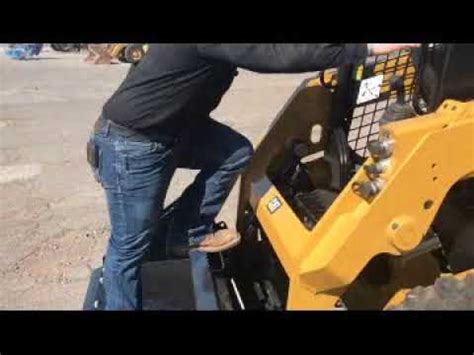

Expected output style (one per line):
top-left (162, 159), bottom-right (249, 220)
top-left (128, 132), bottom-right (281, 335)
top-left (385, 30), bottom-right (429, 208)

top-left (191, 229), bottom-right (241, 253)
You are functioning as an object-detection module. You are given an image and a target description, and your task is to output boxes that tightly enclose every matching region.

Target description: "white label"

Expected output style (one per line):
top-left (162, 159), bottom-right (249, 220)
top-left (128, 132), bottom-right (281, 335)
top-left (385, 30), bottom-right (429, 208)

top-left (267, 197), bottom-right (282, 214)
top-left (356, 75), bottom-right (384, 105)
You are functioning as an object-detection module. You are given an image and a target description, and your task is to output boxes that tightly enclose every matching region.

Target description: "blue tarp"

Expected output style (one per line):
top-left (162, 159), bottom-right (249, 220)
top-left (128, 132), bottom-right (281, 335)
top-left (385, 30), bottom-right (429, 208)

top-left (4, 44), bottom-right (43, 60)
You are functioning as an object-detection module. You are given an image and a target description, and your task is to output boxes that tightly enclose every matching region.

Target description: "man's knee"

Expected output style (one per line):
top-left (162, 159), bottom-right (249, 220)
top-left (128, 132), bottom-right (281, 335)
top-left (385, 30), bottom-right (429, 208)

top-left (239, 136), bottom-right (254, 161)
top-left (228, 136), bottom-right (254, 172)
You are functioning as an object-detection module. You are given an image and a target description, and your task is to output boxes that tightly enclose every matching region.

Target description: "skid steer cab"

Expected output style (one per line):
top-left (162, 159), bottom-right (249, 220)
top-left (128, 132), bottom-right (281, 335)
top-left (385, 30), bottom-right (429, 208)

top-left (84, 44), bottom-right (474, 311)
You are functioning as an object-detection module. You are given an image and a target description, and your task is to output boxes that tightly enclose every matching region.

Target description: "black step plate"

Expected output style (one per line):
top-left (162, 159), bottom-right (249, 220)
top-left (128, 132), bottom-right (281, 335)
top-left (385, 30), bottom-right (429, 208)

top-left (83, 253), bottom-right (219, 311)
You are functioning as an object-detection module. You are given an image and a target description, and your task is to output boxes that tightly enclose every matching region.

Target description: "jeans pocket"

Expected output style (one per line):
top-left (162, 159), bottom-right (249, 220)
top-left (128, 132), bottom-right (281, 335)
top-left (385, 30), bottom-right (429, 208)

top-left (124, 145), bottom-right (173, 175)
top-left (122, 139), bottom-right (169, 156)
top-left (93, 135), bottom-right (121, 190)
top-left (119, 139), bottom-right (174, 174)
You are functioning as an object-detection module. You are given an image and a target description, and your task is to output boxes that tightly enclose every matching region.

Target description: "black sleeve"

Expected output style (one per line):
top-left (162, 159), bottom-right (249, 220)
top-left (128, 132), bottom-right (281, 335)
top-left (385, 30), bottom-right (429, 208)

top-left (197, 43), bottom-right (368, 73)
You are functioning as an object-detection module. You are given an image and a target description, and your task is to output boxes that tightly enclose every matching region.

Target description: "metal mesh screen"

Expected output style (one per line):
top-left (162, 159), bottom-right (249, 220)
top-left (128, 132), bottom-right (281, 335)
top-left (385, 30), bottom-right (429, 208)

top-left (347, 49), bottom-right (417, 157)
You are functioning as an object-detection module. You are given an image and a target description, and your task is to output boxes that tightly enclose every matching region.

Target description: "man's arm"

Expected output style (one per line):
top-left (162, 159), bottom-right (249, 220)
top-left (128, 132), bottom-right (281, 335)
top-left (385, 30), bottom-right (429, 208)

top-left (197, 43), bottom-right (368, 73)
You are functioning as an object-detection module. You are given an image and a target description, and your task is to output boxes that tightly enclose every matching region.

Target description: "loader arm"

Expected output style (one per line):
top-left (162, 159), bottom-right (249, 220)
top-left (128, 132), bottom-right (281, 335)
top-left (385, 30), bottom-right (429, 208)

top-left (250, 99), bottom-right (474, 309)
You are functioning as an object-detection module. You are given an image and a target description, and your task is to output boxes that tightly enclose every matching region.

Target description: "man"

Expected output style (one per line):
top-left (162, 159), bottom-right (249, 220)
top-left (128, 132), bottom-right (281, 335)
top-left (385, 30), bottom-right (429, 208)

top-left (89, 43), bottom-right (419, 310)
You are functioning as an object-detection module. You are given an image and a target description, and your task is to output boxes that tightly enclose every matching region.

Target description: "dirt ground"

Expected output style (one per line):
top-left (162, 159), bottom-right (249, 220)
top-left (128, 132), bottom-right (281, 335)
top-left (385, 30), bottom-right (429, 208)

top-left (0, 46), bottom-right (316, 310)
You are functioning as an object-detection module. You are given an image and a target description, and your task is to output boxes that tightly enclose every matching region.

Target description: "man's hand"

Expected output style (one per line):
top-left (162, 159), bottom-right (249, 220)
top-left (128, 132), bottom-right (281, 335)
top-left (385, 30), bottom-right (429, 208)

top-left (367, 43), bottom-right (421, 56)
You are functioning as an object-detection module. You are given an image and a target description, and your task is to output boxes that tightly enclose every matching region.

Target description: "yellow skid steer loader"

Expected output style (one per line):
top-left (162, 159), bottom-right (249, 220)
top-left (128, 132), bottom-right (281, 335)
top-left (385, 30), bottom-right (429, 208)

top-left (84, 43), bottom-right (474, 310)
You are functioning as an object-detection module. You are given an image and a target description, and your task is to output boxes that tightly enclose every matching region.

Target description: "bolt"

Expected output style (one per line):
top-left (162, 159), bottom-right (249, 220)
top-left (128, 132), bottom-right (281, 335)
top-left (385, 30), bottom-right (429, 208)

top-left (424, 200), bottom-right (434, 210)
top-left (392, 223), bottom-right (399, 230)
top-left (364, 159), bottom-right (391, 177)
top-left (354, 178), bottom-right (385, 200)
top-left (367, 137), bottom-right (394, 160)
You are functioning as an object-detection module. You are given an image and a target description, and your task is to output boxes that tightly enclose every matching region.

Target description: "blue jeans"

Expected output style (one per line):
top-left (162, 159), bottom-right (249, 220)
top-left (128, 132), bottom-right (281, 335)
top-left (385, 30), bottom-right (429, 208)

top-left (91, 117), bottom-right (253, 310)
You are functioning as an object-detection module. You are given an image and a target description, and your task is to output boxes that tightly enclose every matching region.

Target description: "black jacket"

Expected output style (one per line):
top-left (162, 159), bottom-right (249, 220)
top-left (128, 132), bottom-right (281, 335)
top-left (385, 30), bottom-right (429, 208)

top-left (102, 44), bottom-right (368, 137)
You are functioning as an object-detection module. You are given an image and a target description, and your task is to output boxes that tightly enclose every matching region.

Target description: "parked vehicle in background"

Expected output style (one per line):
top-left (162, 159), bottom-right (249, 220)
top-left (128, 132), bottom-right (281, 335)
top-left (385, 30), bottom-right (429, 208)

top-left (4, 44), bottom-right (43, 60)
top-left (109, 44), bottom-right (148, 64)
top-left (51, 44), bottom-right (84, 52)
top-left (49, 43), bottom-right (148, 64)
